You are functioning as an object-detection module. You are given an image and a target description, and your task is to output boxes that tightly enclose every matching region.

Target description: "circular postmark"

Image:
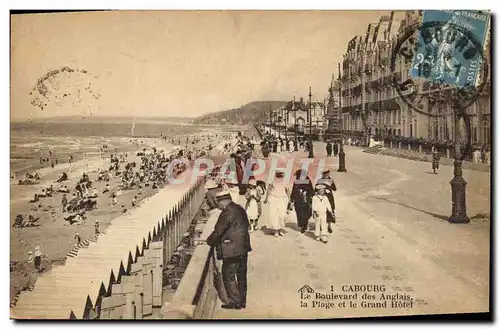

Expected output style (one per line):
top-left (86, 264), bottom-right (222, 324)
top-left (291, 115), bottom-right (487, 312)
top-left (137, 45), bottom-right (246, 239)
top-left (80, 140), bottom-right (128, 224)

top-left (391, 20), bottom-right (488, 116)
top-left (390, 19), bottom-right (489, 160)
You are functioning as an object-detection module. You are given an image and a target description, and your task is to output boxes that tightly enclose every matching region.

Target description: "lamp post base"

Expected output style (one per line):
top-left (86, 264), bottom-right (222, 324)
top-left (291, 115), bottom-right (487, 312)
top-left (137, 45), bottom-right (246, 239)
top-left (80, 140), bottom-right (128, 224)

top-left (448, 161), bottom-right (469, 224)
top-left (338, 152), bottom-right (347, 172)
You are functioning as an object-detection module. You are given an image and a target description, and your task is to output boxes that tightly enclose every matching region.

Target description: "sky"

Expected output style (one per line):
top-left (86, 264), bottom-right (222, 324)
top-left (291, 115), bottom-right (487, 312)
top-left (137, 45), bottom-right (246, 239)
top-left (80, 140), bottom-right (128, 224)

top-left (11, 10), bottom-right (395, 120)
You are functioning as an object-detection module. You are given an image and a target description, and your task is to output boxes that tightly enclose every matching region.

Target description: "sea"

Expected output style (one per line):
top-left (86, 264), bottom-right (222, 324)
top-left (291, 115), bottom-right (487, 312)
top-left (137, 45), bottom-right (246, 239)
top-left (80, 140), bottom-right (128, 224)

top-left (10, 118), bottom-right (241, 175)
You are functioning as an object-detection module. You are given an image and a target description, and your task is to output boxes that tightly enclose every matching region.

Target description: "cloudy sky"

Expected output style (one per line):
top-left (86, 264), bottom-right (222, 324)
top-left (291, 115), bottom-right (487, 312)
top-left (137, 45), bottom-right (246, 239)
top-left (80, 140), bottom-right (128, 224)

top-left (11, 10), bottom-right (394, 119)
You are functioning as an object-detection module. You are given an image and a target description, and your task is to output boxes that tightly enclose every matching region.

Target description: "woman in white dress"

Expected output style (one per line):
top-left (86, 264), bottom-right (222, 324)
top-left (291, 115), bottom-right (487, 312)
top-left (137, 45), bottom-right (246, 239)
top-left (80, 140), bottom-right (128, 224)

top-left (263, 170), bottom-right (290, 237)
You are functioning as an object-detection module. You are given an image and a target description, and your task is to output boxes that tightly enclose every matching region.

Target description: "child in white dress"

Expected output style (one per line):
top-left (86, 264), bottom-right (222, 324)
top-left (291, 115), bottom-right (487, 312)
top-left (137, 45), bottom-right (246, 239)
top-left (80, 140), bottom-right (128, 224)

top-left (245, 179), bottom-right (263, 232)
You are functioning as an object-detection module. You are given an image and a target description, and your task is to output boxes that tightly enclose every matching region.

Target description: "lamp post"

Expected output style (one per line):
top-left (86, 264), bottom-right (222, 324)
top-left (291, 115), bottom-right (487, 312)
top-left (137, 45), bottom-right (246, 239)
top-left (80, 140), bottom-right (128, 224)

top-left (338, 63), bottom-right (347, 172)
top-left (448, 101), bottom-right (470, 224)
top-left (278, 112), bottom-right (282, 139)
top-left (284, 106), bottom-right (288, 141)
top-left (269, 104), bottom-right (273, 136)
top-left (308, 86), bottom-right (314, 158)
top-left (293, 96), bottom-right (298, 151)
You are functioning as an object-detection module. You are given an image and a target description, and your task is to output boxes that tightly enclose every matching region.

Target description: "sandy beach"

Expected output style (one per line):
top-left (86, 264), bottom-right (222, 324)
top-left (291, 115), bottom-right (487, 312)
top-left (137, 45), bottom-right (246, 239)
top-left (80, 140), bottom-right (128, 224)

top-left (10, 127), bottom-right (246, 306)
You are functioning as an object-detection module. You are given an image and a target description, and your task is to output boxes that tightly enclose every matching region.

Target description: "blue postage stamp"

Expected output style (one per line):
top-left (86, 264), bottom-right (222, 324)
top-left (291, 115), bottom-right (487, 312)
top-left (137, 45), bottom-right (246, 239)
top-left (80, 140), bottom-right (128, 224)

top-left (409, 10), bottom-right (490, 88)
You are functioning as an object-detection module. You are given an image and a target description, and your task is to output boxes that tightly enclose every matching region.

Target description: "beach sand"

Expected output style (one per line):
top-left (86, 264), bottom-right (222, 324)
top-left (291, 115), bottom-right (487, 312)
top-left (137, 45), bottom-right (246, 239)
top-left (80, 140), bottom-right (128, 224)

top-left (9, 128), bottom-right (251, 306)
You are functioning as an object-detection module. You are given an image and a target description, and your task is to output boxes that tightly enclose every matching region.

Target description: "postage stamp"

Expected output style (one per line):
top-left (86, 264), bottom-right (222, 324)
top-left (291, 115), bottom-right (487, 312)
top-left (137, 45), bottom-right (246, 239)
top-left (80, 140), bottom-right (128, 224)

top-left (409, 10), bottom-right (490, 87)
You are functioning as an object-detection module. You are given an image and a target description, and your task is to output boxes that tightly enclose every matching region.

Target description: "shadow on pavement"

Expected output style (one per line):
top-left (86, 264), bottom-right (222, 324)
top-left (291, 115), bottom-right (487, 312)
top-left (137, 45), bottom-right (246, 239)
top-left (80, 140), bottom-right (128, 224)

top-left (285, 222), bottom-right (300, 232)
top-left (370, 196), bottom-right (449, 221)
top-left (304, 231), bottom-right (316, 240)
top-left (285, 221), bottom-right (317, 240)
top-left (261, 227), bottom-right (276, 236)
top-left (424, 171), bottom-right (436, 175)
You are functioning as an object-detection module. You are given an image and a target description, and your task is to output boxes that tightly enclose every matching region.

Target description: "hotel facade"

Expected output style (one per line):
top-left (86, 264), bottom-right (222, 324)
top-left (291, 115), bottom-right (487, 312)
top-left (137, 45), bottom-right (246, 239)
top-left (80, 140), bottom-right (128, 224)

top-left (337, 10), bottom-right (491, 147)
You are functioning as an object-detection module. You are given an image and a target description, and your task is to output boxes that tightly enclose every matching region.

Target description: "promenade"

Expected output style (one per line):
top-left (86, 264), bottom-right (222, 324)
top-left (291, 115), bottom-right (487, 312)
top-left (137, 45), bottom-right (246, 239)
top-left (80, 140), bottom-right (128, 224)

top-left (215, 142), bottom-right (490, 319)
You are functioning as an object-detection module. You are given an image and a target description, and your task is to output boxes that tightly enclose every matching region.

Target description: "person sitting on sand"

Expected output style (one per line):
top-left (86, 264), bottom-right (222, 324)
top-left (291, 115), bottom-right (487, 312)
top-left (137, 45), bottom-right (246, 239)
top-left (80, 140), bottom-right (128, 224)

top-left (74, 214), bottom-right (84, 225)
top-left (56, 172), bottom-right (68, 183)
top-left (91, 188), bottom-right (99, 198)
top-left (111, 195), bottom-right (118, 205)
top-left (29, 193), bottom-right (39, 203)
top-left (58, 185), bottom-right (69, 193)
top-left (34, 246), bottom-right (43, 272)
top-left (103, 183), bottom-right (110, 193)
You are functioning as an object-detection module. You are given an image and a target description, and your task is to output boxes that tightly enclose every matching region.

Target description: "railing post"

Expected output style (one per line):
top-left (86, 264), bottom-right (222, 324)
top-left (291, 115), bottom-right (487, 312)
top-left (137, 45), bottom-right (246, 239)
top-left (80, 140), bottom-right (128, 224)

top-left (168, 210), bottom-right (173, 261)
top-left (176, 203), bottom-right (180, 247)
top-left (162, 217), bottom-right (167, 269)
top-left (188, 189), bottom-right (192, 231)
top-left (182, 195), bottom-right (187, 235)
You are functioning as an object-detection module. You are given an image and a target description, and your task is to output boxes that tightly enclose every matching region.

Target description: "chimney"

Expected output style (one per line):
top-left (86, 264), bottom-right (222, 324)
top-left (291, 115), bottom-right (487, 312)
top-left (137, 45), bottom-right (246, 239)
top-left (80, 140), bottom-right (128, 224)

top-left (300, 97), bottom-right (304, 104)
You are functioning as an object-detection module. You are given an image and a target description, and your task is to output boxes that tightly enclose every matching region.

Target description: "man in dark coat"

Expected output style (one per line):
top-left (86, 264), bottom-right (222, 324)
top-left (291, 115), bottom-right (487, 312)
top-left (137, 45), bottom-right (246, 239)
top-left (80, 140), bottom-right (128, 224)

top-left (207, 191), bottom-right (252, 310)
top-left (333, 142), bottom-right (339, 157)
top-left (326, 141), bottom-right (333, 157)
top-left (316, 170), bottom-right (337, 233)
top-left (290, 169), bottom-right (314, 233)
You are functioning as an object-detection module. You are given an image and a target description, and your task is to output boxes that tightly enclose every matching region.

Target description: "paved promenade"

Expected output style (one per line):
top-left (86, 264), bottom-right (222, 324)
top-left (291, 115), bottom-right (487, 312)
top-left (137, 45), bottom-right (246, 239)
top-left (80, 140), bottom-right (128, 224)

top-left (215, 143), bottom-right (490, 319)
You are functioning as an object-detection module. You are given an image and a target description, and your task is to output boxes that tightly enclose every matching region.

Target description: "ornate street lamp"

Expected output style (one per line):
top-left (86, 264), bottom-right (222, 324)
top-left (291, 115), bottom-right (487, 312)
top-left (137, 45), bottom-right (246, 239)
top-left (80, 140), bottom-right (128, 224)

top-left (268, 104), bottom-right (272, 135)
top-left (284, 106), bottom-right (288, 141)
top-left (447, 89), bottom-right (472, 224)
top-left (338, 63), bottom-right (347, 172)
top-left (308, 86), bottom-right (314, 158)
top-left (277, 113), bottom-right (282, 139)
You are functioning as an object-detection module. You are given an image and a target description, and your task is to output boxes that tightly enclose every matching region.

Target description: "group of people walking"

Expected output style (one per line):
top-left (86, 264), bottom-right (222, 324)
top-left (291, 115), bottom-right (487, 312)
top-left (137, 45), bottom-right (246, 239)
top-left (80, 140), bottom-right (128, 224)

top-left (203, 167), bottom-right (339, 310)
top-left (203, 129), bottom-right (339, 311)
top-left (289, 169), bottom-right (337, 242)
top-left (325, 141), bottom-right (340, 157)
top-left (260, 134), bottom-right (315, 158)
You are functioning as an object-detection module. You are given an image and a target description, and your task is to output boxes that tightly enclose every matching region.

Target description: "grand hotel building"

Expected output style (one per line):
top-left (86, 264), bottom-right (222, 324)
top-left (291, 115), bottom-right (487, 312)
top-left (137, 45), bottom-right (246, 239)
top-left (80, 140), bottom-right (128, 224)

top-left (338, 10), bottom-right (491, 146)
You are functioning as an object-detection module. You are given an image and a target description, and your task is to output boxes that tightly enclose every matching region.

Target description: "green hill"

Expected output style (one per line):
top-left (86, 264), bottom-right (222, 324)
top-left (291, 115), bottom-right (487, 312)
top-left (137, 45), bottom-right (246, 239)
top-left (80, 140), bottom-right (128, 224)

top-left (192, 101), bottom-right (287, 125)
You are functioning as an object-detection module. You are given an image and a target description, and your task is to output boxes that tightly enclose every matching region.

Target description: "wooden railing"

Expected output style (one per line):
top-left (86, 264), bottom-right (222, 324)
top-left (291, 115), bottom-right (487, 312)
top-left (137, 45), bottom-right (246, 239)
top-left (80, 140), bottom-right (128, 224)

top-left (68, 173), bottom-right (208, 319)
top-left (161, 160), bottom-right (243, 319)
top-left (162, 209), bottom-right (221, 319)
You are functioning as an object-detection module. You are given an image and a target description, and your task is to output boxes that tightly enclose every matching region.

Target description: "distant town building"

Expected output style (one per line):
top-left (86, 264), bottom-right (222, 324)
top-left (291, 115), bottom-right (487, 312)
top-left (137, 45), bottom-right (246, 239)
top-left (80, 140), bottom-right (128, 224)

top-left (270, 98), bottom-right (326, 136)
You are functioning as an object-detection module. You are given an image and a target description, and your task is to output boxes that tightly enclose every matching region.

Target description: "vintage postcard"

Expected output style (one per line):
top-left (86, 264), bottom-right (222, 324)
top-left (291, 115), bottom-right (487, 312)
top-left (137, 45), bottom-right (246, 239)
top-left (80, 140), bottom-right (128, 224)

top-left (9, 9), bottom-right (491, 320)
